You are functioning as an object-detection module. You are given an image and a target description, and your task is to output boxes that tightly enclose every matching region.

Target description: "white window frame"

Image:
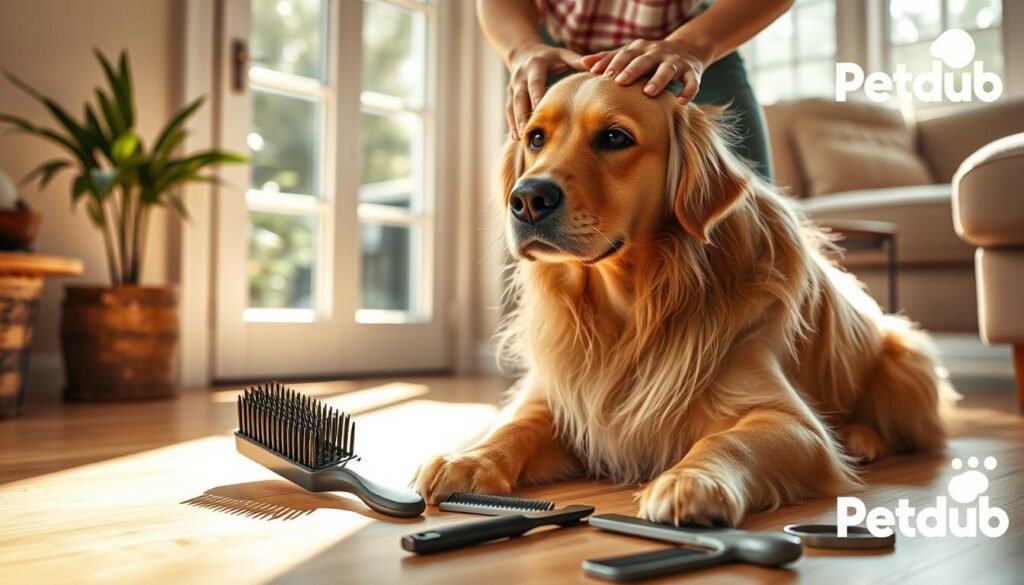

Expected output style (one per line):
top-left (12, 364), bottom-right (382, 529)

top-left (244, 28), bottom-right (336, 323)
top-left (742, 0), bottom-right (838, 103)
top-left (205, 0), bottom-right (456, 380)
top-left (884, 0), bottom-right (1004, 76)
top-left (355, 0), bottom-right (436, 325)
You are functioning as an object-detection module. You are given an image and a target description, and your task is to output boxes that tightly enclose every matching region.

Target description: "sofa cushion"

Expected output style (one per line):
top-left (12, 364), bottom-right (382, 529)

top-left (917, 97), bottom-right (1024, 182)
top-left (953, 132), bottom-right (1024, 248)
top-left (795, 184), bottom-right (974, 266)
top-left (792, 117), bottom-right (934, 196)
top-left (763, 98), bottom-right (909, 198)
top-left (975, 249), bottom-right (1024, 343)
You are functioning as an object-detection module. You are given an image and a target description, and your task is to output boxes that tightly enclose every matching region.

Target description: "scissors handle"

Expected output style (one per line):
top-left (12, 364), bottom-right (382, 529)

top-left (584, 547), bottom-right (730, 581)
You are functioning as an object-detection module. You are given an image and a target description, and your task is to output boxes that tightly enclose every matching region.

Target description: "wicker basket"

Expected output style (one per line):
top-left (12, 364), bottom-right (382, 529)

top-left (61, 285), bottom-right (178, 401)
top-left (0, 274), bottom-right (43, 418)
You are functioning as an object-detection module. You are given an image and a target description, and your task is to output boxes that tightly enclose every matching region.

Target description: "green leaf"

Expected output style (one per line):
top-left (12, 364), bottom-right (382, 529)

top-left (4, 70), bottom-right (96, 164)
top-left (42, 99), bottom-right (92, 151)
top-left (2, 69), bottom-right (46, 101)
top-left (167, 193), bottom-right (190, 220)
top-left (21, 159), bottom-right (72, 188)
top-left (72, 174), bottom-right (92, 203)
top-left (85, 198), bottom-right (105, 227)
top-left (118, 51), bottom-right (135, 128)
top-left (111, 131), bottom-right (139, 163)
top-left (175, 150), bottom-right (248, 168)
top-left (153, 128), bottom-right (187, 167)
top-left (0, 112), bottom-right (38, 133)
top-left (33, 128), bottom-right (92, 167)
top-left (83, 105), bottom-right (111, 152)
top-left (96, 88), bottom-right (125, 136)
top-left (153, 96), bottom-right (204, 156)
top-left (94, 50), bottom-right (133, 130)
top-left (152, 150), bottom-right (245, 195)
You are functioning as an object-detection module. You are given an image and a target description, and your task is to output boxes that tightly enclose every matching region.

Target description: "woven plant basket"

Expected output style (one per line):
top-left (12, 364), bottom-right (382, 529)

top-left (0, 274), bottom-right (43, 418)
top-left (61, 285), bottom-right (178, 401)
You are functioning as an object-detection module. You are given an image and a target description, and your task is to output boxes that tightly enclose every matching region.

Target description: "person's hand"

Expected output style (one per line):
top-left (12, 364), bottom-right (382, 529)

top-left (506, 43), bottom-right (582, 140)
top-left (580, 38), bottom-right (709, 103)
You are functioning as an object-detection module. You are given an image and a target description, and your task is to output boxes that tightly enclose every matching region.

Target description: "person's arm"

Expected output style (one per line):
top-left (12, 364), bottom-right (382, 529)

top-left (581, 0), bottom-right (794, 102)
top-left (477, 0), bottom-right (582, 139)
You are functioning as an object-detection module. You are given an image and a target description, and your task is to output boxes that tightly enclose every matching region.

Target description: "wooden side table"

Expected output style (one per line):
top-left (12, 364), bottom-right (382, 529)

top-left (819, 220), bottom-right (898, 313)
top-left (0, 252), bottom-right (82, 418)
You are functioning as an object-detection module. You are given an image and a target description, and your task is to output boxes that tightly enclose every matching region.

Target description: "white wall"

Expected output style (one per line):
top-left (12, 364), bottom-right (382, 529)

top-left (0, 0), bottom-right (182, 391)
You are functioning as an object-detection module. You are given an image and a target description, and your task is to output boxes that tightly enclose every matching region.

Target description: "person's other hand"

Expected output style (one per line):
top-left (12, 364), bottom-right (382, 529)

top-left (580, 39), bottom-right (709, 103)
top-left (506, 44), bottom-right (582, 140)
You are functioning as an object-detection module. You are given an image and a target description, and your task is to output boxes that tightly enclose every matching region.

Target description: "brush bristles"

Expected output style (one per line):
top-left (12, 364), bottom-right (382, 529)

top-left (236, 382), bottom-right (356, 469)
top-left (440, 492), bottom-right (555, 513)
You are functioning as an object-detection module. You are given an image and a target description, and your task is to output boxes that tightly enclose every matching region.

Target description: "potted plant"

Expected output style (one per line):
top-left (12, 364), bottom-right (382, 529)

top-left (0, 50), bottom-right (244, 401)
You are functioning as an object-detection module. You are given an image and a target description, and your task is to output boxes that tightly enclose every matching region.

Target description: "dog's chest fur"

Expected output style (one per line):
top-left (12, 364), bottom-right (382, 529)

top-left (524, 271), bottom-right (713, 483)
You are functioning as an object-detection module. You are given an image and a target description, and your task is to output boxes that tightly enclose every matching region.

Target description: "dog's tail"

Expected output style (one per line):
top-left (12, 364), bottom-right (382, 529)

top-left (859, 316), bottom-right (959, 452)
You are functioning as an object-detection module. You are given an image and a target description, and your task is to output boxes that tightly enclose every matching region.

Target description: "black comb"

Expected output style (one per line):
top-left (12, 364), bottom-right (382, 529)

top-left (403, 492), bottom-right (594, 554)
top-left (234, 382), bottom-right (424, 518)
top-left (439, 492), bottom-right (555, 514)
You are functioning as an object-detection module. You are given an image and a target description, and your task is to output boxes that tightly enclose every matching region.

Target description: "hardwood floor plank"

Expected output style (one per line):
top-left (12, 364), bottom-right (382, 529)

top-left (1, 377), bottom-right (1021, 584)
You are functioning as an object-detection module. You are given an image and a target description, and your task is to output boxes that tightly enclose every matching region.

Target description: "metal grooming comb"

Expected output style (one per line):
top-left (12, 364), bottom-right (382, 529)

top-left (402, 492), bottom-right (594, 554)
top-left (438, 492), bottom-right (555, 514)
top-left (235, 382), bottom-right (424, 518)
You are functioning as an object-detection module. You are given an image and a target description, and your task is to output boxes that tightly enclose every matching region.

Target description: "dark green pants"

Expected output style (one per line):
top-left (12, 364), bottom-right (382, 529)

top-left (693, 51), bottom-right (773, 181)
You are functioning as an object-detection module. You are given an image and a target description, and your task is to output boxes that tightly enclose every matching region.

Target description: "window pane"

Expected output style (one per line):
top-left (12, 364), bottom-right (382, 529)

top-left (360, 223), bottom-right (416, 312)
top-left (890, 41), bottom-right (934, 75)
top-left (751, 11), bottom-right (793, 67)
top-left (251, 89), bottom-right (321, 196)
top-left (360, 112), bottom-right (420, 209)
top-left (362, 0), bottom-right (426, 105)
top-left (889, 0), bottom-right (942, 45)
top-left (948, 0), bottom-right (1002, 30)
top-left (249, 212), bottom-right (317, 309)
top-left (752, 68), bottom-right (795, 105)
top-left (796, 60), bottom-right (835, 97)
top-left (890, 28), bottom-right (1002, 104)
top-left (251, 0), bottom-right (326, 79)
top-left (971, 28), bottom-right (1003, 77)
top-left (796, 1), bottom-right (836, 59)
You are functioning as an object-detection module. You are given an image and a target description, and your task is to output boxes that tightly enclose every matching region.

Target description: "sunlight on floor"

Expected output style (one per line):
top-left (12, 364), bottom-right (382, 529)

top-left (209, 381), bottom-right (431, 416)
top-left (0, 397), bottom-right (499, 585)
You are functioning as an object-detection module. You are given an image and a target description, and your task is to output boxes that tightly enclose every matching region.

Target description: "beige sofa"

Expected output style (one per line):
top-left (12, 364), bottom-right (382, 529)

top-left (764, 98), bottom-right (1024, 332)
top-left (953, 133), bottom-right (1024, 407)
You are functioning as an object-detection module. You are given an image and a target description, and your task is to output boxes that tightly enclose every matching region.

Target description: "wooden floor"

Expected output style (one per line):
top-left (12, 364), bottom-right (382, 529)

top-left (1, 376), bottom-right (1022, 585)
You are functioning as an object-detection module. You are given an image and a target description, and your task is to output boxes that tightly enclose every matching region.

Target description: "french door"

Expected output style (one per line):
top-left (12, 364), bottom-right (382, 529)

top-left (214, 0), bottom-right (451, 379)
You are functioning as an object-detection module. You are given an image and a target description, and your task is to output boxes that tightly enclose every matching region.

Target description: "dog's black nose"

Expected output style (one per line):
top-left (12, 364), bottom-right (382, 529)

top-left (509, 178), bottom-right (563, 224)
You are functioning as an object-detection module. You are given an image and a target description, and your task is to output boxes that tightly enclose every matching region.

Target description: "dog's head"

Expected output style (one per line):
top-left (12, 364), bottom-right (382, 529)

top-left (500, 73), bottom-right (749, 264)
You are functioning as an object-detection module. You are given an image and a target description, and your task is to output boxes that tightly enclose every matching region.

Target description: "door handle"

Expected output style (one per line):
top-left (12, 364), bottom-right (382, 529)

top-left (231, 38), bottom-right (249, 93)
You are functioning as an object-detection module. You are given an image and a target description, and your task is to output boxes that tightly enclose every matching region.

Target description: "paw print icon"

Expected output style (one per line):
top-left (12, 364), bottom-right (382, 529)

top-left (948, 456), bottom-right (997, 504)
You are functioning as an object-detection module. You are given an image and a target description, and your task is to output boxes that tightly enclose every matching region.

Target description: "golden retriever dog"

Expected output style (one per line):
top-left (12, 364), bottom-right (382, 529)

top-left (414, 73), bottom-right (950, 526)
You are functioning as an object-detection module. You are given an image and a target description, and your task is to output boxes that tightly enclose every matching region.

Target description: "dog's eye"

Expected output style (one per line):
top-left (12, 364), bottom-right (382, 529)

top-left (527, 130), bottom-right (545, 150)
top-left (596, 128), bottom-right (634, 150)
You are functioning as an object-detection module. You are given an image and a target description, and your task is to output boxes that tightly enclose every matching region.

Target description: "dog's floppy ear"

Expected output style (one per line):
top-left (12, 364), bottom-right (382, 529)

top-left (668, 105), bottom-right (750, 243)
top-left (498, 136), bottom-right (523, 204)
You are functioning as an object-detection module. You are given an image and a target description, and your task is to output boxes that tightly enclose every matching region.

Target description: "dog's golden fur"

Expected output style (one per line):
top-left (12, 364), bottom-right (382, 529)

top-left (415, 74), bottom-right (952, 526)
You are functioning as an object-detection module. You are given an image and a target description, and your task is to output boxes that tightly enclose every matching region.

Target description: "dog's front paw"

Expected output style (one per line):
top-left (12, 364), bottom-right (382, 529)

top-left (638, 467), bottom-right (744, 527)
top-left (413, 451), bottom-right (516, 505)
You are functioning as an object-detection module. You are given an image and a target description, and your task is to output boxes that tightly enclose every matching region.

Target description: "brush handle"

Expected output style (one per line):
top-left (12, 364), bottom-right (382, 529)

top-left (584, 547), bottom-right (730, 581)
top-left (321, 463), bottom-right (425, 518)
top-left (402, 514), bottom-right (538, 554)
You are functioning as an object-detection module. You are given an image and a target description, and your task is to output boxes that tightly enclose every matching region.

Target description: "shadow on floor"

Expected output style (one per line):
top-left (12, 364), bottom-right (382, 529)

top-left (181, 479), bottom-right (423, 524)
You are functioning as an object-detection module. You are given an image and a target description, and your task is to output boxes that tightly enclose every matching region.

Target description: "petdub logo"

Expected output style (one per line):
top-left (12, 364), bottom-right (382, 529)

top-left (836, 29), bottom-right (1003, 103)
top-left (837, 456), bottom-right (1009, 538)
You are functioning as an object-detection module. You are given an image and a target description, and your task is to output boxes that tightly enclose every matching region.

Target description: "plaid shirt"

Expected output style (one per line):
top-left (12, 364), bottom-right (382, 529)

top-left (540, 0), bottom-right (711, 54)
